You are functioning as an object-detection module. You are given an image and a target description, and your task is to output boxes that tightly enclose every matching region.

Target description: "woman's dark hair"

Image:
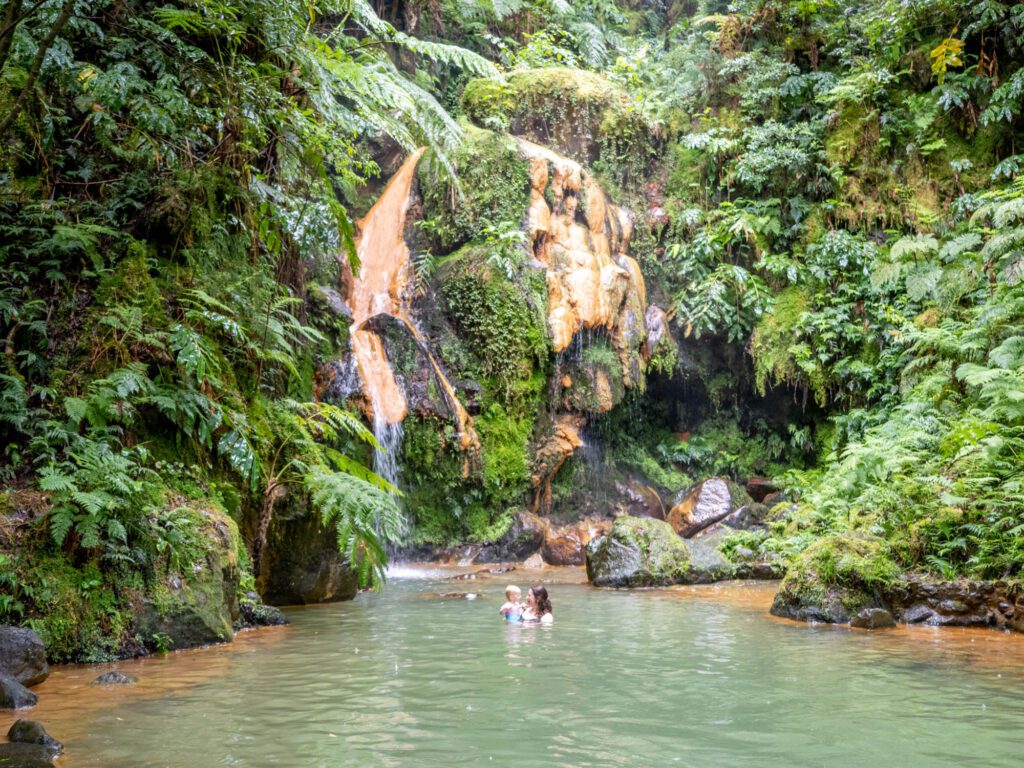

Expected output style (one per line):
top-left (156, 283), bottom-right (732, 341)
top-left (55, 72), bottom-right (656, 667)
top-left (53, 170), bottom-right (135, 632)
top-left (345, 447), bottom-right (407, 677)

top-left (530, 585), bottom-right (552, 615)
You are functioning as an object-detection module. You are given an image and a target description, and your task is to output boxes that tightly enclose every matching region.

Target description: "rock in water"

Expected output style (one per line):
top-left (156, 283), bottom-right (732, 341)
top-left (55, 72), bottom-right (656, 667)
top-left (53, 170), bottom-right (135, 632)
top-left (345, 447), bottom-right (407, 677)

top-left (542, 532), bottom-right (584, 566)
top-left (666, 478), bottom-right (752, 538)
top-left (0, 675), bottom-right (38, 709)
top-left (0, 742), bottom-right (58, 767)
top-left (93, 671), bottom-right (138, 685)
top-left (850, 608), bottom-right (897, 630)
top-left (7, 720), bottom-right (62, 753)
top-left (0, 627), bottom-right (49, 687)
top-left (770, 533), bottom-right (900, 624)
top-left (239, 600), bottom-right (288, 628)
top-left (585, 517), bottom-right (691, 587)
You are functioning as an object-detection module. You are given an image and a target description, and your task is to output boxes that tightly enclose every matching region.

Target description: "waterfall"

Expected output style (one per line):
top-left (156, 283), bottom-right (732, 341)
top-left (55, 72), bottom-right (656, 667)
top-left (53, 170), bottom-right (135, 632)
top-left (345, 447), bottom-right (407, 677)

top-left (347, 148), bottom-right (479, 487)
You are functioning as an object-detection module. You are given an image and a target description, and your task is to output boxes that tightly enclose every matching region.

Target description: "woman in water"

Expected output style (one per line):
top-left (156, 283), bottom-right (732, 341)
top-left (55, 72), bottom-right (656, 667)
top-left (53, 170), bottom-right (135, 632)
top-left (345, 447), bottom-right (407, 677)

top-left (520, 585), bottom-right (553, 624)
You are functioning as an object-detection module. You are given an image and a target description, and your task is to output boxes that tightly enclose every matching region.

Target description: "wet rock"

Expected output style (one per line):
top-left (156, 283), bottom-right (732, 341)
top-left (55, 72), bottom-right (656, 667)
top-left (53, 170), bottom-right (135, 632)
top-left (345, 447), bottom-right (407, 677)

top-left (523, 552), bottom-right (545, 569)
top-left (770, 533), bottom-right (898, 624)
top-left (261, 508), bottom-right (358, 606)
top-left (686, 533), bottom-right (735, 584)
top-left (0, 675), bottom-right (37, 709)
top-left (888, 575), bottom-right (1024, 631)
top-left (530, 414), bottom-right (585, 514)
top-left (134, 506), bottom-right (242, 652)
top-left (93, 671), bottom-right (138, 686)
top-left (239, 600), bottom-right (288, 628)
top-left (475, 510), bottom-right (549, 563)
top-left (613, 479), bottom-right (665, 520)
top-left (0, 742), bottom-right (58, 767)
top-left (666, 478), bottom-right (753, 538)
top-left (744, 477), bottom-right (779, 503)
top-left (542, 533), bottom-right (584, 566)
top-left (7, 720), bottom-right (62, 753)
top-left (716, 502), bottom-right (770, 532)
top-left (586, 517), bottom-right (691, 588)
top-left (850, 608), bottom-right (897, 629)
top-left (0, 627), bottom-right (48, 687)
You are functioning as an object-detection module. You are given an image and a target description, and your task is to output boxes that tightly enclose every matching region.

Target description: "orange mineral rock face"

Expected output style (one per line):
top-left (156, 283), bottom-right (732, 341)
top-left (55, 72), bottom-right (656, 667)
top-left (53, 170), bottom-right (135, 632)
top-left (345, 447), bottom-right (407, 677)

top-left (518, 138), bottom-right (648, 378)
top-left (346, 148), bottom-right (479, 455)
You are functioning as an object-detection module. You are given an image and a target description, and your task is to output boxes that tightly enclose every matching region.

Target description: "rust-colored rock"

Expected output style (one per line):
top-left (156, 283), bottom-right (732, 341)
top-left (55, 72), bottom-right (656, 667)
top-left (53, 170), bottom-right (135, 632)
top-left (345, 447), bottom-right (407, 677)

top-left (519, 139), bottom-right (647, 389)
top-left (347, 149), bottom-right (479, 454)
top-left (666, 478), bottom-right (752, 538)
top-left (531, 414), bottom-right (585, 513)
top-left (542, 532), bottom-right (584, 566)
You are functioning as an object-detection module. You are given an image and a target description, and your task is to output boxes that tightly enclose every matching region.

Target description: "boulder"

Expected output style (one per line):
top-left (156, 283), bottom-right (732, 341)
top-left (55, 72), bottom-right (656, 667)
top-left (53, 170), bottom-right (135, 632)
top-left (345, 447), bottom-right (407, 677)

top-left (7, 720), bottom-right (62, 753)
top-left (850, 608), bottom-right (897, 630)
top-left (261, 508), bottom-right (358, 606)
top-left (523, 552), bottom-right (545, 569)
top-left (542, 533), bottom-right (583, 566)
top-left (0, 743), bottom-right (57, 767)
top-left (666, 478), bottom-right (753, 538)
top-left (0, 627), bottom-right (48, 687)
top-left (239, 602), bottom-right (288, 628)
top-left (0, 675), bottom-right (37, 709)
top-left (770, 533), bottom-right (900, 624)
top-left (585, 517), bottom-right (692, 587)
top-left (686, 533), bottom-right (735, 584)
top-left (613, 479), bottom-right (665, 519)
top-left (93, 671), bottom-right (138, 686)
top-left (135, 507), bottom-right (242, 651)
top-left (475, 510), bottom-right (549, 563)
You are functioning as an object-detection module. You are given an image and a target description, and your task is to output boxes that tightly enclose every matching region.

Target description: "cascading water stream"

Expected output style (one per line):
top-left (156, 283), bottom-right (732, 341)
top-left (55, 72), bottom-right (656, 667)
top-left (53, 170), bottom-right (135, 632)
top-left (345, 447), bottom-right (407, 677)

top-left (347, 148), bottom-right (479, 488)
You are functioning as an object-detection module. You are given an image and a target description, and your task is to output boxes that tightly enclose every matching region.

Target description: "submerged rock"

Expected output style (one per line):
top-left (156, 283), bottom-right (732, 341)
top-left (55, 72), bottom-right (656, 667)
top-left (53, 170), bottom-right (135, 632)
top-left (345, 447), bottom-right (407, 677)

top-left (7, 719), bottom-right (62, 753)
top-left (0, 627), bottom-right (48, 687)
top-left (0, 742), bottom-right (57, 767)
top-left (0, 675), bottom-right (37, 709)
top-left (666, 478), bottom-right (752, 538)
top-left (850, 608), bottom-right (897, 630)
top-left (93, 671), bottom-right (138, 686)
top-left (585, 517), bottom-right (691, 587)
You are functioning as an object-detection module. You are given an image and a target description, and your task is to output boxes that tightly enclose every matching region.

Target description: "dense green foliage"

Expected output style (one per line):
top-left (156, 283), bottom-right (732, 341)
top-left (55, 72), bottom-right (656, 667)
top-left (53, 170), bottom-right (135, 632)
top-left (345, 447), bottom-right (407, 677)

top-left (3, 0), bottom-right (1024, 659)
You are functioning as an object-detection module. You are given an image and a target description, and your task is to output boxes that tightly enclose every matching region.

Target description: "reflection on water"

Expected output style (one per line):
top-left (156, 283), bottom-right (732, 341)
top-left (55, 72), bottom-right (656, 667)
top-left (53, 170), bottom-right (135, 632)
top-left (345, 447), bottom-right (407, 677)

top-left (4, 572), bottom-right (1024, 767)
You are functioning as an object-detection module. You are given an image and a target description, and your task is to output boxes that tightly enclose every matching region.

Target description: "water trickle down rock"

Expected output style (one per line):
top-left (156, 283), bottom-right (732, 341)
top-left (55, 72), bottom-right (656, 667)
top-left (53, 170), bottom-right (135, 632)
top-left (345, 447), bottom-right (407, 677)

top-left (346, 148), bottom-right (480, 478)
top-left (521, 139), bottom-right (647, 391)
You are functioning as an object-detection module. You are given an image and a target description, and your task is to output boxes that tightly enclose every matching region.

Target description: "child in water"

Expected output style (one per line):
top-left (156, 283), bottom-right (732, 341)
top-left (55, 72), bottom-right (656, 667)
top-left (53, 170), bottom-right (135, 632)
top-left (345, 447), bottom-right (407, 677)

top-left (499, 585), bottom-right (522, 621)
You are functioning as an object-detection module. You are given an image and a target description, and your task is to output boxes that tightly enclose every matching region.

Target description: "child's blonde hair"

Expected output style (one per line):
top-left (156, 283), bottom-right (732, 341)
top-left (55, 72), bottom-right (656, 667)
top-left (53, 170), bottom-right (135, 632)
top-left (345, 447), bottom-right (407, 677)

top-left (505, 585), bottom-right (521, 598)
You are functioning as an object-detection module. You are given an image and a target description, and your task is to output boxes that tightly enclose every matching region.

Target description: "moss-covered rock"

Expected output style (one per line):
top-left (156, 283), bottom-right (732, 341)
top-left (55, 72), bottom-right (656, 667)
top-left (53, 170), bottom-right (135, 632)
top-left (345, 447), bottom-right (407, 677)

top-left (770, 532), bottom-right (902, 623)
top-left (585, 516), bottom-right (691, 587)
top-left (461, 69), bottom-right (655, 185)
top-left (136, 505), bottom-right (242, 651)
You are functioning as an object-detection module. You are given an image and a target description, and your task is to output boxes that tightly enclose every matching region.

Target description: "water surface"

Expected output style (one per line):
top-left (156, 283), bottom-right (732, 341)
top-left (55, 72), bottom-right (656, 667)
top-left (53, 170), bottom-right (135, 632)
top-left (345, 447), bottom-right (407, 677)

top-left (4, 567), bottom-right (1024, 767)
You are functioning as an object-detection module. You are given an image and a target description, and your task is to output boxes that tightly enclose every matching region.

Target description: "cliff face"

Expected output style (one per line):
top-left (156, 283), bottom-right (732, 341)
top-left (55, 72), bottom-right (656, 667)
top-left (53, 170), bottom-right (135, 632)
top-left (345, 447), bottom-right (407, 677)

top-left (327, 113), bottom-right (660, 546)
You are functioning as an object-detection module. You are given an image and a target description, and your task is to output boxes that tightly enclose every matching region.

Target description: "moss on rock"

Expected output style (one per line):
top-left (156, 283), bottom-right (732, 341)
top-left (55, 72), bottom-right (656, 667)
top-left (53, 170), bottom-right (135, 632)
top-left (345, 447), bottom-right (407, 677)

top-left (461, 68), bottom-right (655, 186)
top-left (770, 532), bottom-right (902, 623)
top-left (585, 516), bottom-right (692, 587)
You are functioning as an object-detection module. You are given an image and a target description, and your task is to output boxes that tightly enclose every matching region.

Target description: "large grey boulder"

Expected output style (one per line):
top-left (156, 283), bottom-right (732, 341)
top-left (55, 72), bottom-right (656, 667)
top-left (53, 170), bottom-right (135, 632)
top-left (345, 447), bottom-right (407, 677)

top-left (0, 627), bottom-right (48, 687)
top-left (586, 517), bottom-right (692, 587)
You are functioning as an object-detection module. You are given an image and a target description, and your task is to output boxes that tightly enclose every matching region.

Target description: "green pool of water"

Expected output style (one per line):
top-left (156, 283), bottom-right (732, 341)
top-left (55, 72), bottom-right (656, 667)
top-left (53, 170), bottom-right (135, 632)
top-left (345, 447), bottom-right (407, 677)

top-left (13, 571), bottom-right (1024, 766)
